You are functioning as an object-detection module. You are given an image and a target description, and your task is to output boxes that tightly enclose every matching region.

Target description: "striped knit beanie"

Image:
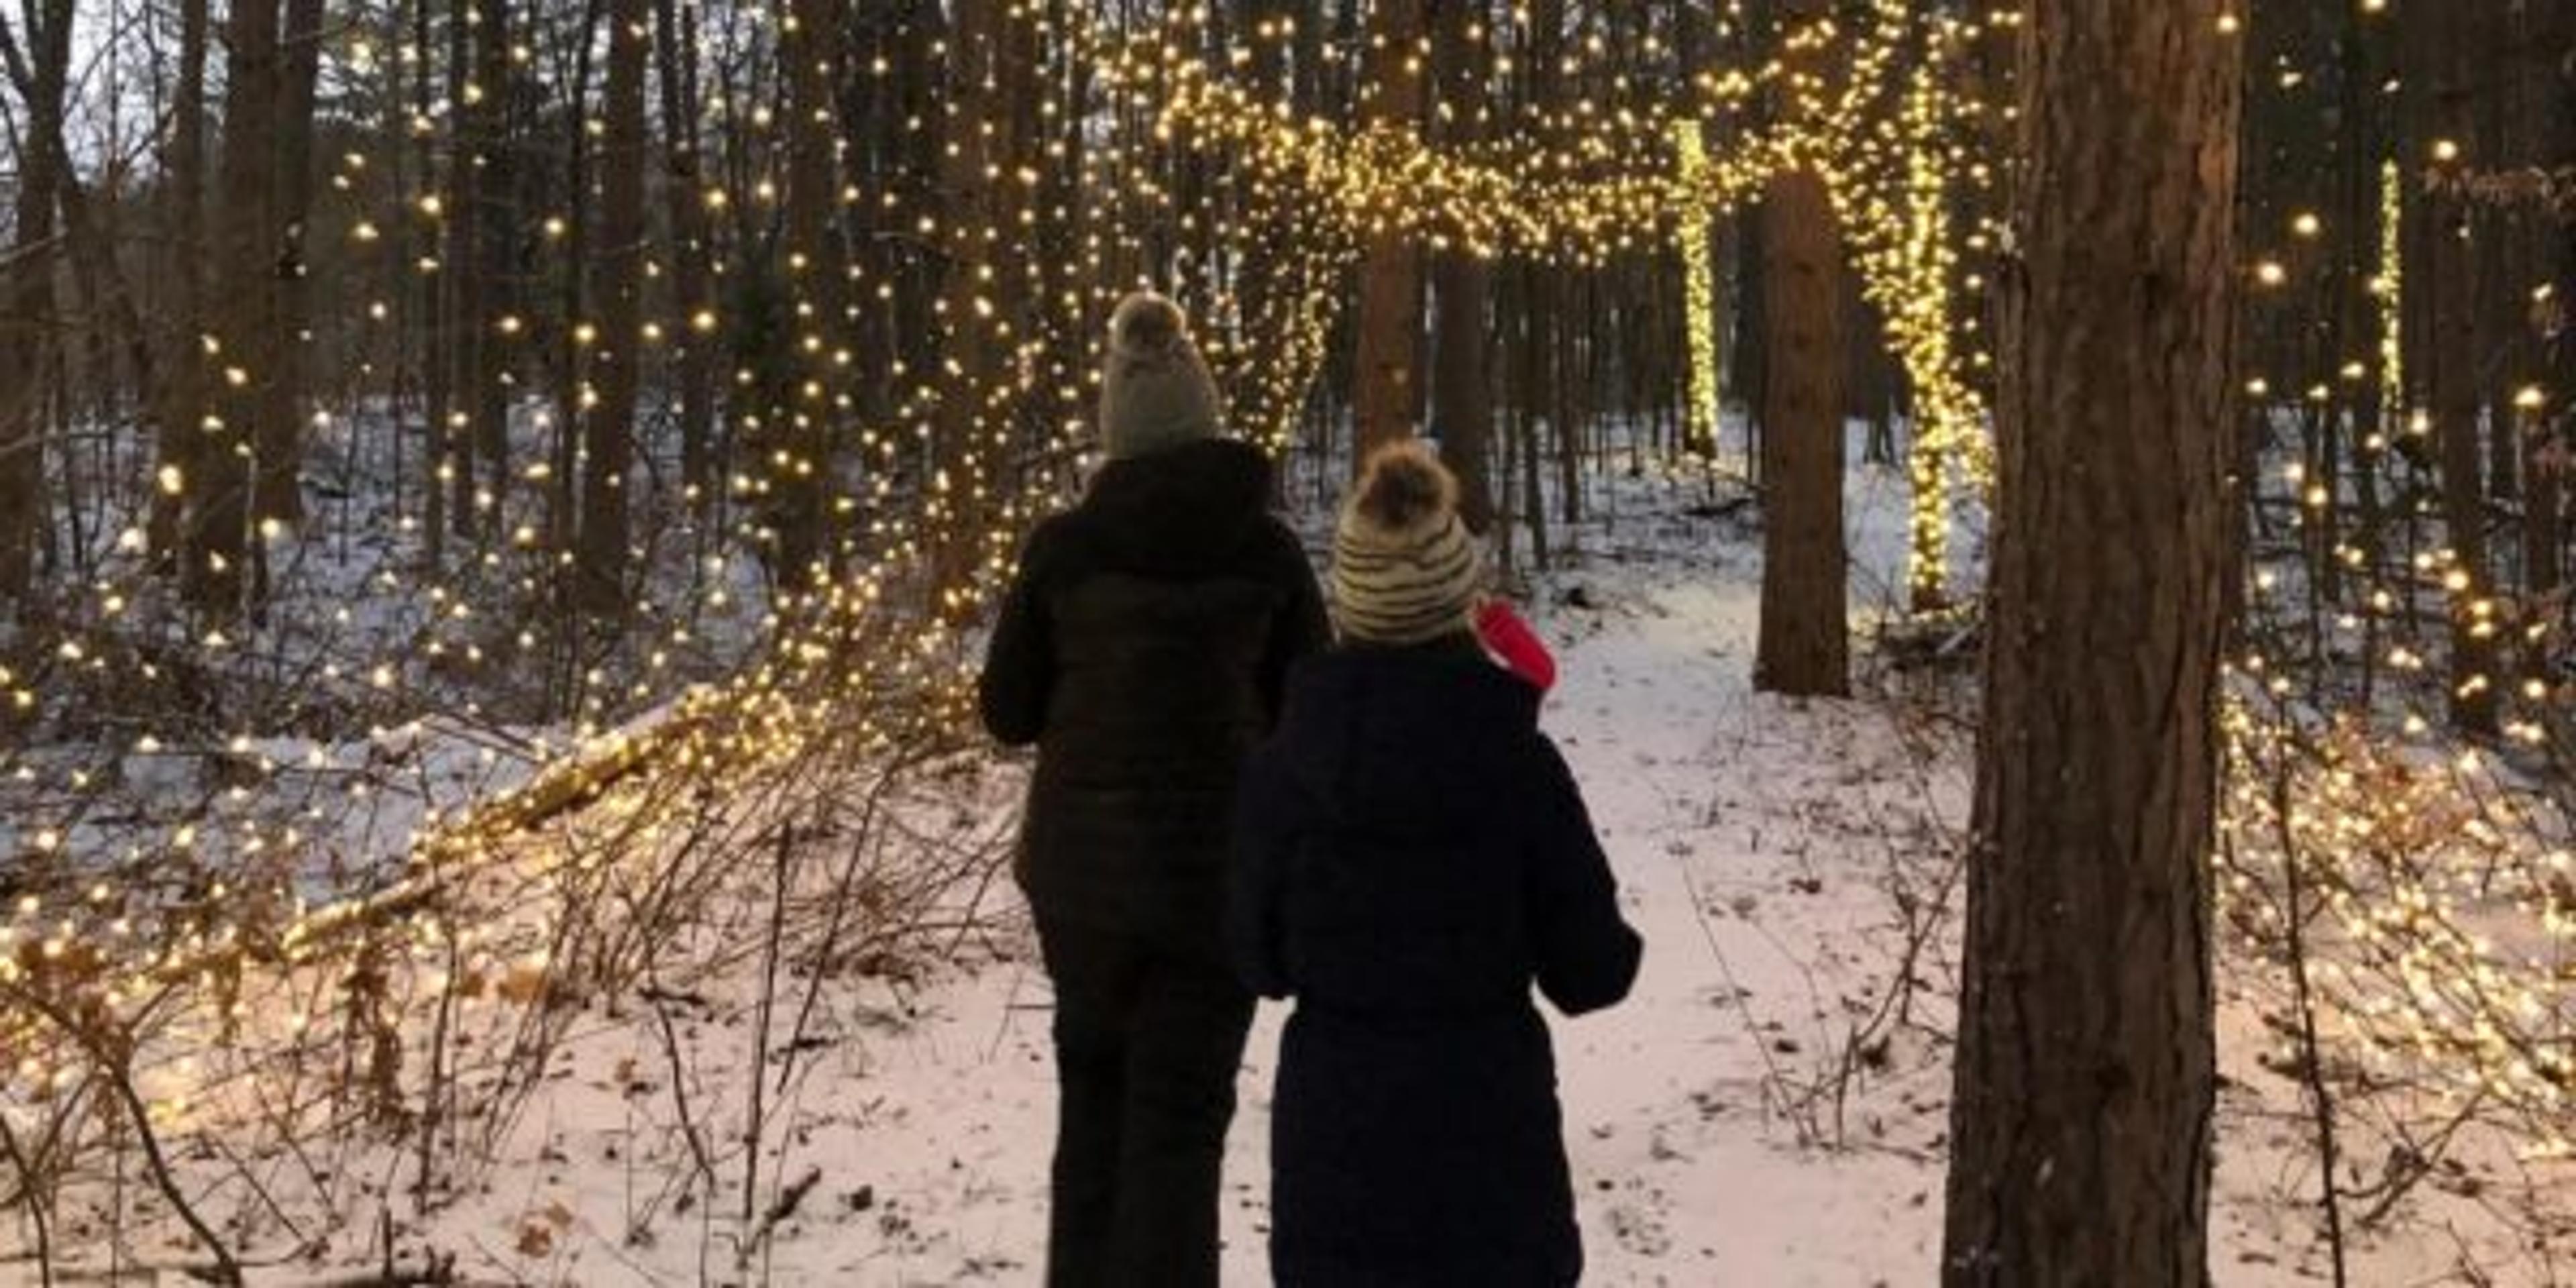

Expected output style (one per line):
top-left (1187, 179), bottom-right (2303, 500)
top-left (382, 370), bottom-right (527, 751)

top-left (1098, 291), bottom-right (1224, 460)
top-left (1332, 442), bottom-right (1483, 645)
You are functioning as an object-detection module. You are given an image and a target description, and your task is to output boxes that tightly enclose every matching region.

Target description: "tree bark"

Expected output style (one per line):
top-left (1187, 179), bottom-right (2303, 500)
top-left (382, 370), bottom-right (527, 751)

top-left (1751, 0), bottom-right (1848, 699)
top-left (443, 0), bottom-right (486, 541)
top-left (1752, 162), bottom-right (1848, 698)
top-left (146, 0), bottom-right (211, 570)
top-left (1350, 0), bottom-right (1429, 469)
top-left (928, 0), bottom-right (1036, 608)
top-left (578, 0), bottom-right (648, 616)
top-left (2418, 0), bottom-right (2501, 735)
top-left (654, 0), bottom-right (718, 518)
top-left (251, 0), bottom-right (327, 543)
top-left (1429, 0), bottom-right (1495, 532)
top-left (0, 0), bottom-right (71, 610)
top-left (189, 0), bottom-right (284, 615)
top-left (1941, 2), bottom-right (2239, 1283)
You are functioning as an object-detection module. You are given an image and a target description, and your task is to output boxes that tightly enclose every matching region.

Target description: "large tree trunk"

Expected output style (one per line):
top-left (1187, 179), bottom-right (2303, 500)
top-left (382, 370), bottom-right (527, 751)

top-left (1429, 0), bottom-right (1495, 532)
top-left (578, 0), bottom-right (648, 616)
top-left (1751, 0), bottom-right (1848, 700)
top-left (1751, 163), bottom-right (1848, 698)
top-left (1349, 0), bottom-right (1428, 469)
top-left (1941, 1), bottom-right (2240, 1282)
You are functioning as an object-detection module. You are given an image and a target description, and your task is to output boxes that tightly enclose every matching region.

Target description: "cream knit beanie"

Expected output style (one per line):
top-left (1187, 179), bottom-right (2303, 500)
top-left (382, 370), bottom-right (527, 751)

top-left (1097, 291), bottom-right (1224, 460)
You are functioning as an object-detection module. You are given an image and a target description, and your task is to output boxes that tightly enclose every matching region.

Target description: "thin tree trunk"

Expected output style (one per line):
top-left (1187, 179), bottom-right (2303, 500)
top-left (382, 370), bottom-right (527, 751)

top-left (146, 0), bottom-right (211, 570)
top-left (417, 0), bottom-right (451, 564)
top-left (471, 0), bottom-right (517, 518)
top-left (0, 0), bottom-right (70, 610)
top-left (654, 0), bottom-right (718, 519)
top-left (1941, 1), bottom-right (2240, 1281)
top-left (2419, 0), bottom-right (2501, 735)
top-left (189, 0), bottom-right (284, 616)
top-left (578, 0), bottom-right (648, 616)
top-left (1429, 0), bottom-right (1495, 532)
top-left (1349, 0), bottom-right (1428, 469)
top-left (252, 0), bottom-right (327, 543)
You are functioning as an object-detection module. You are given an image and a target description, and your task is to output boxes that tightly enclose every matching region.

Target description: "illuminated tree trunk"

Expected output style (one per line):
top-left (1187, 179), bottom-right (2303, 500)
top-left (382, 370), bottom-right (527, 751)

top-left (777, 0), bottom-right (847, 588)
top-left (417, 0), bottom-right (451, 563)
top-left (252, 0), bottom-right (326, 543)
top-left (1752, 0), bottom-right (1848, 700)
top-left (1350, 0), bottom-right (1428, 468)
top-left (1430, 0), bottom-right (1495, 533)
top-left (930, 0), bottom-right (1036, 608)
top-left (1941, 1), bottom-right (2239, 1281)
top-left (654, 0), bottom-right (718, 518)
top-left (469, 0), bottom-right (518, 519)
top-left (578, 0), bottom-right (647, 616)
top-left (2417, 0), bottom-right (2501, 736)
top-left (2533, 1), bottom-right (2576, 600)
top-left (443, 0), bottom-right (485, 541)
top-left (189, 0), bottom-right (284, 615)
top-left (145, 0), bottom-right (210, 570)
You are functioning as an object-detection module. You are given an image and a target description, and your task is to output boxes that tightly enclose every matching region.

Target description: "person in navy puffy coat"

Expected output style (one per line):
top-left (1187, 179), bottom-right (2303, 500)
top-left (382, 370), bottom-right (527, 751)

top-left (1230, 442), bottom-right (1644, 1287)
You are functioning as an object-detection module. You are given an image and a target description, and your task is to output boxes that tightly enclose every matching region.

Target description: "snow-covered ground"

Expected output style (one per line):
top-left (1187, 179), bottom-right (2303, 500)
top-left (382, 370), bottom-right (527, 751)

top-left (304, 462), bottom-right (2546, 1287)
top-left (17, 449), bottom-right (2565, 1285)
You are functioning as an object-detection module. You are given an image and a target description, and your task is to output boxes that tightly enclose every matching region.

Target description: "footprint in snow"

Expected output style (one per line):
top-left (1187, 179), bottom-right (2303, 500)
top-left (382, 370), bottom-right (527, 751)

top-left (1609, 1199), bottom-right (1676, 1257)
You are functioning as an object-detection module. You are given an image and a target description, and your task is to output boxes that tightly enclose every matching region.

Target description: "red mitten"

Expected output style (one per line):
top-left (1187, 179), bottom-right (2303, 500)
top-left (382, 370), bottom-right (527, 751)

top-left (1474, 599), bottom-right (1558, 694)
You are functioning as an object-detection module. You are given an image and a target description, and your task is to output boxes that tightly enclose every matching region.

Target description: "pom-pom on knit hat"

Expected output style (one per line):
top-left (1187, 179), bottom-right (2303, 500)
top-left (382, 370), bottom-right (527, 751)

top-left (1332, 441), bottom-right (1483, 645)
top-left (1097, 291), bottom-right (1224, 460)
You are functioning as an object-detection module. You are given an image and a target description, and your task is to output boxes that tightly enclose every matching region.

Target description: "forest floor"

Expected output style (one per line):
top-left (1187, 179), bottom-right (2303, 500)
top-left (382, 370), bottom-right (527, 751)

top-left (19, 455), bottom-right (2567, 1285)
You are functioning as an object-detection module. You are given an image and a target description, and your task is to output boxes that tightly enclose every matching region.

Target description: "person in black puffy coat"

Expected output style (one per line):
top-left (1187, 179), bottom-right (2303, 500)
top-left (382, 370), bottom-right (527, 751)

top-left (1232, 442), bottom-right (1643, 1287)
top-left (979, 292), bottom-right (1330, 1288)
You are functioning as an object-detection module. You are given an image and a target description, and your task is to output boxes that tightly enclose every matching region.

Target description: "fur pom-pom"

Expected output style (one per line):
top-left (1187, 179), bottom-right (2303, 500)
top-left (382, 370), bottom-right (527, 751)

top-left (1110, 292), bottom-right (1187, 358)
top-left (1352, 441), bottom-right (1458, 537)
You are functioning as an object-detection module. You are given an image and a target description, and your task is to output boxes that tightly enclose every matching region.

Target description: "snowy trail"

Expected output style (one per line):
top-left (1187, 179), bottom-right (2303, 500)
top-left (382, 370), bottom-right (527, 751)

top-left (392, 489), bottom-right (2496, 1285)
top-left (580, 537), bottom-right (1976, 1285)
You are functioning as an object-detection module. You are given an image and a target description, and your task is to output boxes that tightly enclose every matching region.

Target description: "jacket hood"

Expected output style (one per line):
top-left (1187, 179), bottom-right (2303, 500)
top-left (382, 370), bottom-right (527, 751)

top-left (1269, 643), bottom-right (1540, 835)
top-left (1075, 438), bottom-right (1279, 578)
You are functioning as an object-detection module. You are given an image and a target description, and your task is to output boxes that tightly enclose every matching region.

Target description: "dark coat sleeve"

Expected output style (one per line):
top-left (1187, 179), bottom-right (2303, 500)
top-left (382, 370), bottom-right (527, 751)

top-left (1229, 750), bottom-right (1299, 1000)
top-left (1255, 521), bottom-right (1331, 727)
top-left (1525, 738), bottom-right (1642, 1016)
top-left (977, 523), bottom-right (1061, 748)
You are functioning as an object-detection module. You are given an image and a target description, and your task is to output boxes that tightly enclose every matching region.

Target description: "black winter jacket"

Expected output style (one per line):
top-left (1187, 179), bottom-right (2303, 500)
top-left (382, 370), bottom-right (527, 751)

top-left (979, 439), bottom-right (1330, 959)
top-left (1232, 641), bottom-right (1643, 1286)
